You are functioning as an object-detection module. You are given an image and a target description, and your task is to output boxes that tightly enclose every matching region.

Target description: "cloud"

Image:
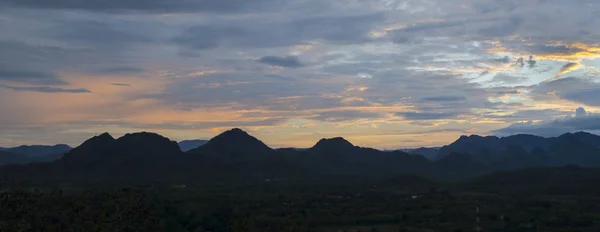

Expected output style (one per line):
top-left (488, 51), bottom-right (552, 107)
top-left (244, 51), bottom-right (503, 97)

top-left (494, 108), bottom-right (600, 137)
top-left (576, 107), bottom-right (587, 117)
top-left (0, 0), bottom-right (281, 14)
top-left (0, 84), bottom-right (91, 93)
top-left (396, 112), bottom-right (460, 120)
top-left (419, 96), bottom-right (466, 102)
top-left (0, 68), bottom-right (67, 85)
top-left (309, 110), bottom-right (383, 122)
top-left (48, 20), bottom-right (155, 50)
top-left (173, 13), bottom-right (384, 50)
top-left (1, 0), bottom-right (600, 148)
top-left (257, 56), bottom-right (304, 68)
top-left (95, 67), bottom-right (144, 75)
top-left (534, 77), bottom-right (600, 107)
top-left (488, 74), bottom-right (527, 85)
top-left (553, 62), bottom-right (581, 78)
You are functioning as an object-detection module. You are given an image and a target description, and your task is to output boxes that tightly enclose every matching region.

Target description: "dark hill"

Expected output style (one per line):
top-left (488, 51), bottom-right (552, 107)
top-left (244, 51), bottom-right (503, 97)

top-left (0, 151), bottom-right (32, 166)
top-left (59, 132), bottom-right (182, 181)
top-left (437, 135), bottom-right (502, 160)
top-left (310, 137), bottom-right (356, 153)
top-left (437, 132), bottom-right (600, 169)
top-left (188, 128), bottom-right (273, 157)
top-left (3, 144), bottom-right (71, 158)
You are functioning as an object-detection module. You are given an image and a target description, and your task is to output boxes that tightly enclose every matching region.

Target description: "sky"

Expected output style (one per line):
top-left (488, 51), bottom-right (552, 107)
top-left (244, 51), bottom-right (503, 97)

top-left (0, 0), bottom-right (599, 149)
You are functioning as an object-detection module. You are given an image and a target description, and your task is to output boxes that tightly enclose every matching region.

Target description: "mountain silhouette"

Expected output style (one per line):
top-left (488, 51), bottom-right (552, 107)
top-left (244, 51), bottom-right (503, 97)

top-left (188, 128), bottom-right (273, 157)
top-left (62, 132), bottom-right (115, 162)
top-left (2, 129), bottom-right (600, 185)
top-left (402, 147), bottom-right (439, 160)
top-left (0, 151), bottom-right (32, 165)
top-left (178, 140), bottom-right (208, 152)
top-left (436, 132), bottom-right (600, 169)
top-left (60, 132), bottom-right (181, 181)
top-left (1, 144), bottom-right (71, 158)
top-left (0, 144), bottom-right (72, 165)
top-left (437, 135), bottom-right (502, 160)
top-left (310, 137), bottom-right (356, 154)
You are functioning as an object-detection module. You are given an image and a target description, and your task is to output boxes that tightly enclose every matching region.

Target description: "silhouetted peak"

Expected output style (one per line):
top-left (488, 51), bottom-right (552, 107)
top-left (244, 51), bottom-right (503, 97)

top-left (190, 128), bottom-right (273, 155)
top-left (214, 128), bottom-right (250, 139)
top-left (80, 132), bottom-right (115, 147)
top-left (209, 128), bottom-right (261, 143)
top-left (115, 132), bottom-right (181, 154)
top-left (53, 144), bottom-right (72, 149)
top-left (117, 132), bottom-right (173, 143)
top-left (456, 134), bottom-right (499, 143)
top-left (571, 131), bottom-right (596, 137)
top-left (312, 137), bottom-right (355, 151)
top-left (557, 131), bottom-right (597, 140)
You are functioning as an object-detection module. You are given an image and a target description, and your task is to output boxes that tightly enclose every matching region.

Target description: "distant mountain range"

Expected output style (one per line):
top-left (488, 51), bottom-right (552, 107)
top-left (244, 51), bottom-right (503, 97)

top-left (1, 129), bottom-right (599, 185)
top-left (0, 144), bottom-right (71, 165)
top-left (399, 147), bottom-right (440, 160)
top-left (178, 140), bottom-right (208, 152)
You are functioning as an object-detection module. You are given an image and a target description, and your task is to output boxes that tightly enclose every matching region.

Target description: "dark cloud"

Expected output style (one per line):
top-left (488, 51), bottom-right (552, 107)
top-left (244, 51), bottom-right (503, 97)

top-left (63, 118), bottom-right (287, 131)
top-left (478, 17), bottom-right (523, 37)
top-left (494, 108), bottom-right (600, 137)
top-left (0, 84), bottom-right (91, 93)
top-left (521, 45), bottom-right (585, 56)
top-left (576, 107), bottom-right (587, 117)
top-left (555, 62), bottom-right (579, 77)
top-left (95, 66), bottom-right (144, 75)
top-left (48, 20), bottom-right (154, 49)
top-left (111, 83), bottom-right (131, 87)
top-left (0, 0), bottom-right (280, 14)
top-left (534, 77), bottom-right (600, 107)
top-left (419, 96), bottom-right (467, 102)
top-left (515, 56), bottom-right (536, 68)
top-left (0, 68), bottom-right (67, 85)
top-left (258, 56), bottom-right (304, 68)
top-left (526, 56), bottom-right (537, 68)
top-left (396, 112), bottom-right (460, 120)
top-left (309, 110), bottom-right (383, 122)
top-left (173, 13), bottom-right (384, 50)
top-left (483, 109), bottom-right (565, 120)
top-left (493, 56), bottom-right (511, 63)
top-left (399, 20), bottom-right (471, 33)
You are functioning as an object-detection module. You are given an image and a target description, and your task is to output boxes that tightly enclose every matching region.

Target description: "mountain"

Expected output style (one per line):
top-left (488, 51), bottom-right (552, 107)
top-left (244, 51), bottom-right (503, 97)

top-left (0, 144), bottom-right (72, 165)
top-left (401, 147), bottom-right (439, 160)
top-left (59, 132), bottom-right (182, 181)
top-left (62, 132), bottom-right (116, 163)
top-left (0, 151), bottom-right (32, 165)
top-left (3, 129), bottom-right (600, 186)
top-left (188, 128), bottom-right (274, 157)
top-left (435, 152), bottom-right (486, 179)
top-left (310, 137), bottom-right (356, 154)
top-left (437, 135), bottom-right (502, 161)
top-left (3, 144), bottom-right (71, 158)
top-left (303, 137), bottom-right (436, 178)
top-left (436, 132), bottom-right (600, 169)
top-left (178, 140), bottom-right (208, 152)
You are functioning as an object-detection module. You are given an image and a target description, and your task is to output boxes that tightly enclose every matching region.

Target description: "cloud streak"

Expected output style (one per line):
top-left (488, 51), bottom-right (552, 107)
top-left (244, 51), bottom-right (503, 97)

top-left (0, 84), bottom-right (91, 93)
top-left (257, 56), bottom-right (304, 68)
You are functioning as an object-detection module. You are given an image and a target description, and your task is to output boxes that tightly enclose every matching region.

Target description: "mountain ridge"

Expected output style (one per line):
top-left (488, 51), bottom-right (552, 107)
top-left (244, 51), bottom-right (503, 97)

top-left (1, 129), bottom-right (599, 184)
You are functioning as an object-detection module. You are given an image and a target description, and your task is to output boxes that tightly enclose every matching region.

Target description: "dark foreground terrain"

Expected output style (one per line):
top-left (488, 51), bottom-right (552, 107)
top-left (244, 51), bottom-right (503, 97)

top-left (2, 129), bottom-right (600, 231)
top-left (2, 166), bottom-right (600, 232)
